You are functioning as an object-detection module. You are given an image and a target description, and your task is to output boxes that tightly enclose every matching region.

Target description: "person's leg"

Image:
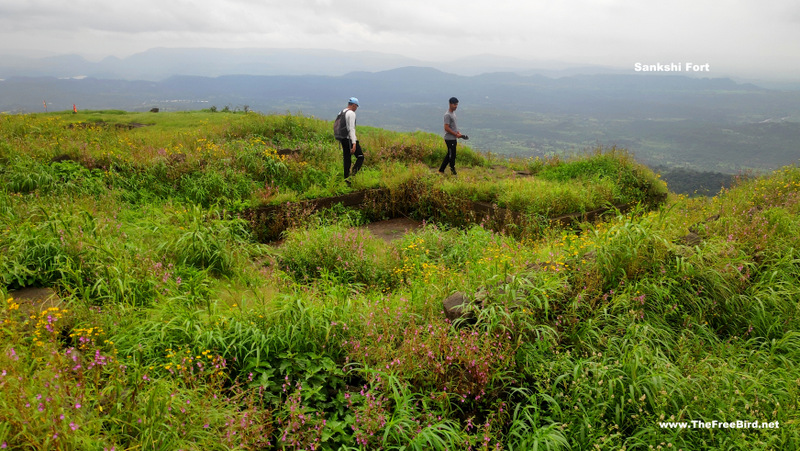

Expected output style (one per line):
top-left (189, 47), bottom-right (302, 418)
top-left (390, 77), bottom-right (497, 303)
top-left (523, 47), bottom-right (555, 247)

top-left (449, 141), bottom-right (458, 174)
top-left (439, 140), bottom-right (453, 172)
top-left (440, 140), bottom-right (457, 173)
top-left (351, 141), bottom-right (364, 175)
top-left (341, 139), bottom-right (352, 179)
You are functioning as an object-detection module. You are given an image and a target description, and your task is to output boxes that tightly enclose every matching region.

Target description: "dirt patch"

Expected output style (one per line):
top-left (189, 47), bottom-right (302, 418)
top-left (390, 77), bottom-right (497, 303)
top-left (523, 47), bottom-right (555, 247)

top-left (8, 287), bottom-right (63, 319)
top-left (265, 217), bottom-right (423, 248)
top-left (363, 217), bottom-right (424, 242)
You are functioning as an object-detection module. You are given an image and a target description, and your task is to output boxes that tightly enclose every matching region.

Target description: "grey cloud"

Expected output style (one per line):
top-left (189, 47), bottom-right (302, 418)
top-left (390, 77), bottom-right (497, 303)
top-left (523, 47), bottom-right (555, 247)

top-left (0, 0), bottom-right (797, 79)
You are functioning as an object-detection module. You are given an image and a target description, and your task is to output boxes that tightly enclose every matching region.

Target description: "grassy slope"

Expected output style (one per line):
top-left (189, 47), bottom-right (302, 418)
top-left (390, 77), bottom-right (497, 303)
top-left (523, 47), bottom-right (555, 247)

top-left (0, 111), bottom-right (798, 450)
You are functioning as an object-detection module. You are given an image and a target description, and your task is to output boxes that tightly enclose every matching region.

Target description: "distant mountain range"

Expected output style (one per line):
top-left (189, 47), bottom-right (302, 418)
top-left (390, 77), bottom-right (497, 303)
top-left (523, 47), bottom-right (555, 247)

top-left (2, 48), bottom-right (800, 174)
top-left (0, 47), bottom-right (624, 81)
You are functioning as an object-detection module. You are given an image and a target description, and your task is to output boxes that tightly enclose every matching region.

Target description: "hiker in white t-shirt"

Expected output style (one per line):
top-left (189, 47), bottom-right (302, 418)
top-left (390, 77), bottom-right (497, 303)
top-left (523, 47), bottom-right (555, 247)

top-left (336, 97), bottom-right (365, 185)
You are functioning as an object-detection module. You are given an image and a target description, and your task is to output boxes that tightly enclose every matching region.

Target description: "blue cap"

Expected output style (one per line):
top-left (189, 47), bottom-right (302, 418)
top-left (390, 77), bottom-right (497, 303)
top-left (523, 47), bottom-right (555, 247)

top-left (348, 97), bottom-right (359, 106)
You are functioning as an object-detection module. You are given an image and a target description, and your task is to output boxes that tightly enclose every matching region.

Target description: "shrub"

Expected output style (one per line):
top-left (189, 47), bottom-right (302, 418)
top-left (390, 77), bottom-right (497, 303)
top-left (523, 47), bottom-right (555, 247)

top-left (3, 158), bottom-right (56, 194)
top-left (279, 223), bottom-right (398, 288)
top-left (178, 166), bottom-right (258, 209)
top-left (0, 217), bottom-right (67, 288)
top-left (158, 206), bottom-right (252, 277)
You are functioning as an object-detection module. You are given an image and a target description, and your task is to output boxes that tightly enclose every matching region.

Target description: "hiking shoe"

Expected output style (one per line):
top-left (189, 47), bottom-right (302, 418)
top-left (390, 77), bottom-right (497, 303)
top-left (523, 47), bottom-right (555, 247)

top-left (451, 169), bottom-right (457, 176)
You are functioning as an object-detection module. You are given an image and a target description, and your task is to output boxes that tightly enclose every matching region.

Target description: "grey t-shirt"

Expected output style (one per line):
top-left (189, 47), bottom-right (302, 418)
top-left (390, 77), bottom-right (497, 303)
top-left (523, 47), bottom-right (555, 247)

top-left (444, 110), bottom-right (458, 140)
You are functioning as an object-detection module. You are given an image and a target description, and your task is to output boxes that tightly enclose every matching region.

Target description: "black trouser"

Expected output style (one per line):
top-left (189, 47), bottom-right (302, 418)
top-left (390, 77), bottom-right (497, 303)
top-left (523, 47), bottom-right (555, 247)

top-left (339, 138), bottom-right (364, 179)
top-left (439, 139), bottom-right (457, 172)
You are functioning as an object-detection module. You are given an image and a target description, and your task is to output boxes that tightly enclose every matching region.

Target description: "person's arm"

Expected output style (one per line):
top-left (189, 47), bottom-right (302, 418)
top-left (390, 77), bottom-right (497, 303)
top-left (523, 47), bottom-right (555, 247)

top-left (346, 110), bottom-right (357, 144)
top-left (444, 123), bottom-right (462, 138)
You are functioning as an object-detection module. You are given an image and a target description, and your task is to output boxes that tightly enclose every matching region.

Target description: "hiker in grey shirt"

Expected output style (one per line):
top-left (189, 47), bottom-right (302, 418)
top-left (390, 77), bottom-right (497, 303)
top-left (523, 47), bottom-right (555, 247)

top-left (439, 97), bottom-right (466, 175)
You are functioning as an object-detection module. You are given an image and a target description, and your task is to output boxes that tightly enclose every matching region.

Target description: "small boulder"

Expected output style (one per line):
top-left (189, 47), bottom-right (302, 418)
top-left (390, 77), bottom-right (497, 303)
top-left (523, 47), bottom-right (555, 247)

top-left (679, 231), bottom-right (703, 246)
top-left (443, 291), bottom-right (474, 322)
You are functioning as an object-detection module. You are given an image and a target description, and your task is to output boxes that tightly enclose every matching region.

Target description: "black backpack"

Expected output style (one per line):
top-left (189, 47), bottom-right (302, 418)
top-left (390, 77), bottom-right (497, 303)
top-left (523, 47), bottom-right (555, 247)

top-left (333, 109), bottom-right (349, 140)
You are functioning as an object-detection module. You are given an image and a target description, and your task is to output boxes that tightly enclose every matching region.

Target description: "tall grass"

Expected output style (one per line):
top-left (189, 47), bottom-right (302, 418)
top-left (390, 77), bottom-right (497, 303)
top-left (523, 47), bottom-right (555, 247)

top-left (279, 223), bottom-right (398, 289)
top-left (1, 110), bottom-right (798, 449)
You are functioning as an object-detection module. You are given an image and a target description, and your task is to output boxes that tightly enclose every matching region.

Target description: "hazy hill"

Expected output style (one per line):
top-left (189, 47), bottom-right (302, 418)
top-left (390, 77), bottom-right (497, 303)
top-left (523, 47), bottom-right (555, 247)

top-left (0, 48), bottom-right (423, 80)
top-left (0, 48), bottom-right (593, 81)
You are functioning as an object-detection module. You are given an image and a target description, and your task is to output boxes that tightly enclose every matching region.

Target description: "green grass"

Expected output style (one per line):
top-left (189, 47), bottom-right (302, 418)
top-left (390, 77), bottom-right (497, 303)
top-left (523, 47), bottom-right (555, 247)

top-left (1, 110), bottom-right (798, 449)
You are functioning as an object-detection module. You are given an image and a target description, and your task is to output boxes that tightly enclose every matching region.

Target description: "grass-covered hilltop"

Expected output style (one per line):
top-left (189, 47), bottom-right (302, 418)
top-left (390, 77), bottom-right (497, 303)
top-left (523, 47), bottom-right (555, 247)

top-left (1, 110), bottom-right (798, 450)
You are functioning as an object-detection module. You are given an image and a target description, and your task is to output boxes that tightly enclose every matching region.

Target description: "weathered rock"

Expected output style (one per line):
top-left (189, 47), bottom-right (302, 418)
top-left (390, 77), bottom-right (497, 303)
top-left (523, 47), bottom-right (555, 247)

top-left (443, 291), bottom-right (475, 322)
top-left (679, 231), bottom-right (703, 246)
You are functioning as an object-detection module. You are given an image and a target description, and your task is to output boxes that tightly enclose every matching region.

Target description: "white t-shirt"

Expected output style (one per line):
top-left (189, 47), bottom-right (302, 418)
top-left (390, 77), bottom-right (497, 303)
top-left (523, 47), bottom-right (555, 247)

top-left (345, 109), bottom-right (357, 142)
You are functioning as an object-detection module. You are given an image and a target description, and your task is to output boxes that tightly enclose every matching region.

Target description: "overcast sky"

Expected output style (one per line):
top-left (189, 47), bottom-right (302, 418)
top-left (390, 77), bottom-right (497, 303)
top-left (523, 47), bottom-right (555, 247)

top-left (2, 0), bottom-right (799, 80)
